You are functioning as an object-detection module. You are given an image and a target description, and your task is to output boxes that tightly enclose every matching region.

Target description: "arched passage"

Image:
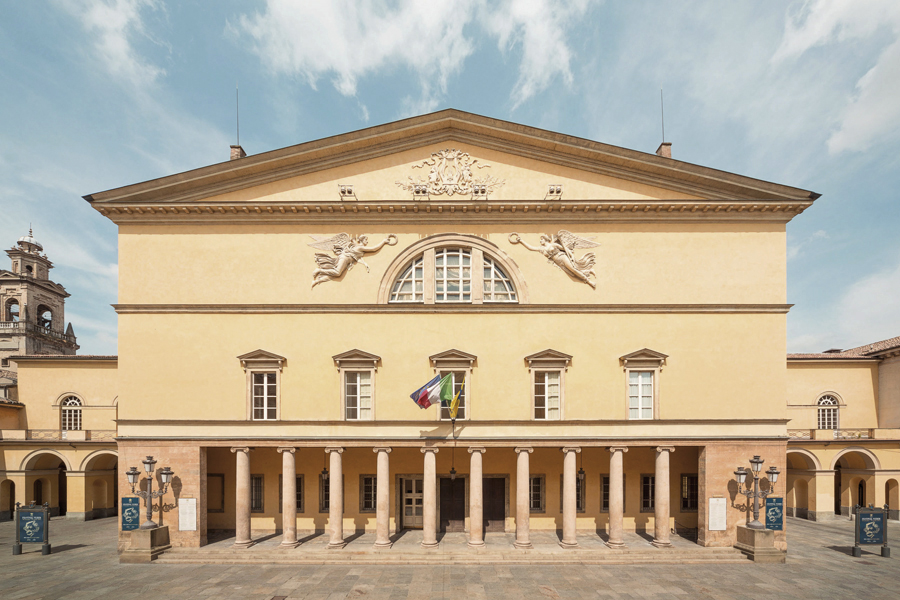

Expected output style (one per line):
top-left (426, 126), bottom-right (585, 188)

top-left (791, 479), bottom-right (809, 519)
top-left (886, 480), bottom-right (899, 520)
top-left (19, 450), bottom-right (71, 517)
top-left (81, 449), bottom-right (118, 520)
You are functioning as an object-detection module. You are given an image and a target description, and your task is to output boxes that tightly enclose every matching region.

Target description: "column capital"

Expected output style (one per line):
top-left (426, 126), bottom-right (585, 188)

top-left (656, 446), bottom-right (675, 453)
top-left (467, 446), bottom-right (486, 454)
top-left (515, 447), bottom-right (534, 454)
top-left (324, 447), bottom-right (344, 454)
top-left (230, 447), bottom-right (251, 454)
top-left (421, 447), bottom-right (439, 454)
top-left (608, 446), bottom-right (629, 454)
top-left (276, 447), bottom-right (296, 454)
top-left (373, 447), bottom-right (392, 454)
top-left (561, 447), bottom-right (581, 454)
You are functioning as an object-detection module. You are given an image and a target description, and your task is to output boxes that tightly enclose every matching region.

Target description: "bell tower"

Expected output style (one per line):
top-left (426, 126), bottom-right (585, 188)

top-left (0, 229), bottom-right (79, 373)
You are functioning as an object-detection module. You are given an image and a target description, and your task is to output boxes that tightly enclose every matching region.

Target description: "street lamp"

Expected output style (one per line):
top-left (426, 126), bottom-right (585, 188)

top-left (126, 456), bottom-right (174, 529)
top-left (734, 455), bottom-right (780, 529)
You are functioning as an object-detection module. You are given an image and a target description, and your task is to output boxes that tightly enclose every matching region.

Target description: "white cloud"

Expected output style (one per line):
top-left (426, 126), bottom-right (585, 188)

top-left (235, 0), bottom-right (593, 112)
top-left (773, 0), bottom-right (900, 154)
top-left (56, 0), bottom-right (166, 89)
top-left (833, 255), bottom-right (900, 345)
top-left (787, 229), bottom-right (828, 261)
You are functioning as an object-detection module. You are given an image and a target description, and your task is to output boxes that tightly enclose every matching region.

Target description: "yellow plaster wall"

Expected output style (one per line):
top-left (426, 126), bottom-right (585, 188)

top-left (13, 361), bottom-right (117, 430)
top-left (118, 223), bottom-right (786, 306)
top-left (786, 362), bottom-right (878, 430)
top-left (878, 355), bottom-right (900, 428)
top-left (117, 311), bottom-right (786, 424)
top-left (0, 405), bottom-right (21, 429)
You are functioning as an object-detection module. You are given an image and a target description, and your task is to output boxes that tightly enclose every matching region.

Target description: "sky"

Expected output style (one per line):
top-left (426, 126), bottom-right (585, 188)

top-left (1, 0), bottom-right (899, 356)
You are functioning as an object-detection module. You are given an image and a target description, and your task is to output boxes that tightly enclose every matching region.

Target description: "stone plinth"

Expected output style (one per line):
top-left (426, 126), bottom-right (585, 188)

top-left (120, 526), bottom-right (171, 563)
top-left (733, 525), bottom-right (785, 563)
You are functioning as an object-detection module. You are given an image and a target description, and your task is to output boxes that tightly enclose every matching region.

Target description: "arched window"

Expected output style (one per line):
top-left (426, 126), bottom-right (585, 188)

top-left (388, 244), bottom-right (519, 304)
top-left (37, 305), bottom-right (52, 329)
top-left (61, 396), bottom-right (82, 431)
top-left (5, 299), bottom-right (19, 322)
top-left (817, 395), bottom-right (839, 430)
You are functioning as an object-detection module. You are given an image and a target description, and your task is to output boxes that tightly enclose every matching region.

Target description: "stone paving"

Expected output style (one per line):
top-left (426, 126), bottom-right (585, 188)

top-left (1, 516), bottom-right (898, 599)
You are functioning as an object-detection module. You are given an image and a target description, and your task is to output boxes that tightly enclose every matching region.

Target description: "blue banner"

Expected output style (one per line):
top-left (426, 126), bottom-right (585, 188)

top-left (121, 497), bottom-right (141, 531)
top-left (859, 511), bottom-right (885, 545)
top-left (18, 511), bottom-right (45, 543)
top-left (765, 497), bottom-right (783, 531)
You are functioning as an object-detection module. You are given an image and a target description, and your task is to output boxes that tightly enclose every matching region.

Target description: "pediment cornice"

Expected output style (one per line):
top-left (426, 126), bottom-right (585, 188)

top-left (332, 349), bottom-right (381, 370)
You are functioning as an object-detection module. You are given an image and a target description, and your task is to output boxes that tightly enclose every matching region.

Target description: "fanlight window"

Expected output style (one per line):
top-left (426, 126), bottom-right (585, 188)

top-left (817, 395), bottom-right (839, 430)
top-left (389, 248), bottom-right (518, 304)
top-left (61, 396), bottom-right (82, 431)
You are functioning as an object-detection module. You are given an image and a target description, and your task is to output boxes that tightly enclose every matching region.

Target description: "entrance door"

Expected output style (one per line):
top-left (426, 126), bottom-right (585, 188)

top-left (834, 464), bottom-right (842, 515)
top-left (440, 477), bottom-right (466, 532)
top-left (402, 477), bottom-right (424, 529)
top-left (58, 465), bottom-right (67, 516)
top-left (483, 478), bottom-right (506, 532)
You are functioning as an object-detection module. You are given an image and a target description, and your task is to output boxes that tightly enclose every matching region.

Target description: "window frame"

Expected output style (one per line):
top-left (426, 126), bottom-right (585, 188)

top-left (278, 474), bottom-right (305, 514)
top-left (430, 349), bottom-right (476, 422)
top-left (333, 350), bottom-right (380, 421)
top-left (359, 474), bottom-right (377, 513)
top-left (529, 475), bottom-right (545, 513)
top-left (60, 395), bottom-right (83, 431)
top-left (319, 473), bottom-right (344, 513)
top-left (620, 349), bottom-right (667, 421)
top-left (680, 473), bottom-right (698, 512)
top-left (817, 394), bottom-right (840, 430)
top-left (238, 350), bottom-right (285, 422)
top-left (526, 350), bottom-right (571, 421)
top-left (559, 473), bottom-right (586, 513)
top-left (250, 474), bottom-right (264, 513)
top-left (640, 474), bottom-right (655, 512)
top-left (600, 474), bottom-right (626, 512)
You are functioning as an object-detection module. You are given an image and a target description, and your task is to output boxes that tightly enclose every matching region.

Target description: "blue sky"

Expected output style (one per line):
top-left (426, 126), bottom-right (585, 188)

top-left (2, 0), bottom-right (899, 355)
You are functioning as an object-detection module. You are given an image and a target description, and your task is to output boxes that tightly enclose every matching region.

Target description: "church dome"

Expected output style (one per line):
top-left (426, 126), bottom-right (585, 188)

top-left (16, 228), bottom-right (43, 253)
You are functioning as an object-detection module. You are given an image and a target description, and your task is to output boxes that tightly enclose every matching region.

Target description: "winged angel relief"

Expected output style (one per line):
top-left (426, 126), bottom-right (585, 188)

top-left (308, 233), bottom-right (398, 289)
top-left (509, 230), bottom-right (600, 289)
top-left (396, 149), bottom-right (504, 196)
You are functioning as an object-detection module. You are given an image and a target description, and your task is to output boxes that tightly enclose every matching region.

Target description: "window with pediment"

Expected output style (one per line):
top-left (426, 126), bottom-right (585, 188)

top-left (381, 234), bottom-right (526, 305)
top-left (238, 349), bottom-right (286, 421)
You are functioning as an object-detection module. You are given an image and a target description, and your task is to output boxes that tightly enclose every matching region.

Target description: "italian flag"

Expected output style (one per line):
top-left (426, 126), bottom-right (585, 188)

top-left (410, 374), bottom-right (454, 409)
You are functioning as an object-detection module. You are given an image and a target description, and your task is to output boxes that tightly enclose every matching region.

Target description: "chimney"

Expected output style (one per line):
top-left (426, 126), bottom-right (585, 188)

top-left (656, 142), bottom-right (672, 158)
top-left (230, 145), bottom-right (247, 160)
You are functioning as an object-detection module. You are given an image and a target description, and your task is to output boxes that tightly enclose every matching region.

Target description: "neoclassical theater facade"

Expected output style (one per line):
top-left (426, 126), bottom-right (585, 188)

top-left (8, 110), bottom-right (895, 556)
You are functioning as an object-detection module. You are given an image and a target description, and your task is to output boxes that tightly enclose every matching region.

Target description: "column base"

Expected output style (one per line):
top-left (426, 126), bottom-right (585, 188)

top-left (558, 540), bottom-right (579, 549)
top-left (327, 541), bottom-right (347, 550)
top-left (651, 539), bottom-right (673, 549)
top-left (373, 540), bottom-right (393, 550)
top-left (279, 540), bottom-right (300, 549)
top-left (514, 541), bottom-right (533, 550)
top-left (605, 540), bottom-right (626, 550)
top-left (231, 540), bottom-right (255, 549)
top-left (420, 541), bottom-right (440, 549)
top-left (467, 540), bottom-right (486, 549)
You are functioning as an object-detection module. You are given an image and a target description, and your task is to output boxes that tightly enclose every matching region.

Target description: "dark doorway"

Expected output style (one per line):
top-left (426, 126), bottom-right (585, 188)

top-left (858, 480), bottom-right (866, 511)
top-left (34, 479), bottom-right (43, 505)
top-left (834, 464), bottom-right (841, 515)
top-left (483, 478), bottom-right (506, 532)
top-left (439, 477), bottom-right (466, 532)
top-left (58, 464), bottom-right (67, 516)
top-left (6, 482), bottom-right (15, 519)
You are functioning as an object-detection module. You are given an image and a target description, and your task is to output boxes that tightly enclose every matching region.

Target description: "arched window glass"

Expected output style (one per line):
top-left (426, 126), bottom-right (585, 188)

top-left (390, 256), bottom-right (424, 303)
top-left (435, 248), bottom-right (471, 302)
top-left (483, 257), bottom-right (517, 302)
top-left (817, 395), bottom-right (839, 430)
top-left (61, 396), bottom-right (83, 431)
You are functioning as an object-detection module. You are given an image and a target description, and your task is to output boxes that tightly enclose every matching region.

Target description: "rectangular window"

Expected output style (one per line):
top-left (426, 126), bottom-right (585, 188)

top-left (601, 475), bottom-right (626, 512)
top-left (641, 475), bottom-right (655, 512)
top-left (559, 474), bottom-right (585, 513)
top-left (434, 248), bottom-right (472, 302)
top-left (818, 407), bottom-right (838, 430)
top-left (208, 474), bottom-right (225, 513)
top-left (252, 372), bottom-right (277, 420)
top-left (278, 475), bottom-right (304, 514)
top-left (440, 371), bottom-right (466, 420)
top-left (319, 474), bottom-right (343, 513)
top-left (534, 371), bottom-right (560, 420)
top-left (360, 475), bottom-right (377, 512)
top-left (629, 371), bottom-right (653, 420)
top-left (681, 474), bottom-right (698, 511)
top-left (345, 371), bottom-right (373, 420)
top-left (250, 475), bottom-right (264, 512)
top-left (529, 475), bottom-right (545, 513)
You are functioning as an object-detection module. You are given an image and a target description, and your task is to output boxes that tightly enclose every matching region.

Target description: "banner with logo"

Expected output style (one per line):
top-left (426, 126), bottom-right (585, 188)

top-left (121, 497), bottom-right (141, 531)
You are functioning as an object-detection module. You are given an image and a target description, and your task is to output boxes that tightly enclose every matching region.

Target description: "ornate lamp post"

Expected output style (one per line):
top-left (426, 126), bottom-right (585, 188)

top-left (126, 456), bottom-right (174, 530)
top-left (734, 455), bottom-right (780, 529)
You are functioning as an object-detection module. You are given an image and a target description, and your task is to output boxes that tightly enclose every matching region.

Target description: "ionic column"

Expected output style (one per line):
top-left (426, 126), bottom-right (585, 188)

top-left (421, 447), bottom-right (439, 549)
top-left (231, 447), bottom-right (253, 549)
top-left (468, 447), bottom-right (486, 548)
top-left (606, 446), bottom-right (628, 549)
top-left (373, 447), bottom-right (392, 549)
top-left (559, 447), bottom-right (581, 549)
top-left (514, 447), bottom-right (533, 549)
top-left (653, 446), bottom-right (675, 548)
top-left (277, 447), bottom-right (299, 548)
top-left (325, 447), bottom-right (345, 549)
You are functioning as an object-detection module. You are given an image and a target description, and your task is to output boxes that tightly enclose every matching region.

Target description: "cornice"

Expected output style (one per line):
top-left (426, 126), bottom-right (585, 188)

top-left (93, 198), bottom-right (812, 226)
top-left (113, 303), bottom-right (793, 315)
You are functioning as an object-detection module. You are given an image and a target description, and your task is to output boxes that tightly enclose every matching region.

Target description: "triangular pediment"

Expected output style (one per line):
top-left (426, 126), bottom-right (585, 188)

top-left (429, 349), bottom-right (477, 368)
top-left (332, 349), bottom-right (381, 369)
top-left (237, 349), bottom-right (286, 369)
top-left (524, 349), bottom-right (572, 369)
top-left (86, 110), bottom-right (819, 224)
top-left (619, 348), bottom-right (668, 368)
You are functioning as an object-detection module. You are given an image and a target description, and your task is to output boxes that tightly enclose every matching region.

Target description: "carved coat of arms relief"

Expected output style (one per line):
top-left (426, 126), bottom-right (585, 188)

top-left (396, 149), bottom-right (504, 197)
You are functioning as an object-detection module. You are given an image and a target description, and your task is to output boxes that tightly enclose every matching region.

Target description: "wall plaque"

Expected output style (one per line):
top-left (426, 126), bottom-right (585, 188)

top-left (708, 497), bottom-right (727, 531)
top-left (121, 497), bottom-right (140, 531)
top-left (179, 498), bottom-right (197, 531)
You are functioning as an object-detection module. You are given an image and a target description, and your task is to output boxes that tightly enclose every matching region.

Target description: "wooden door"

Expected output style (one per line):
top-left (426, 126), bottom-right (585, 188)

top-left (439, 477), bottom-right (466, 532)
top-left (483, 478), bottom-right (506, 532)
top-left (402, 477), bottom-right (424, 529)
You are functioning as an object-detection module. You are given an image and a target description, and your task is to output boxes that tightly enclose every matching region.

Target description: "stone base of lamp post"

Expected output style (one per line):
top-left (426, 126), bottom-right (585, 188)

top-left (733, 525), bottom-right (785, 563)
top-left (119, 525), bottom-right (171, 563)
